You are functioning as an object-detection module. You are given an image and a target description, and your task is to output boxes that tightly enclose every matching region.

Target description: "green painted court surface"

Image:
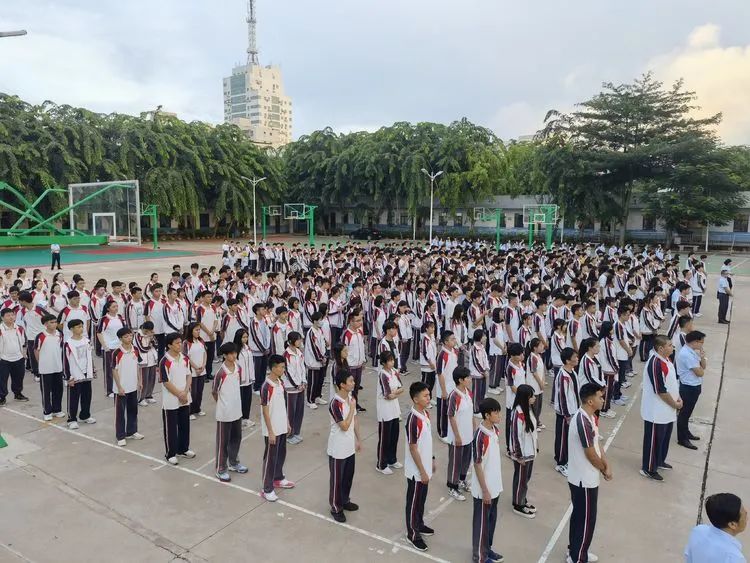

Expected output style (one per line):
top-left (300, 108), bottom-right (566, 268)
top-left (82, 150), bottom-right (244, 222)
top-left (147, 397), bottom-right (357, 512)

top-left (0, 246), bottom-right (203, 268)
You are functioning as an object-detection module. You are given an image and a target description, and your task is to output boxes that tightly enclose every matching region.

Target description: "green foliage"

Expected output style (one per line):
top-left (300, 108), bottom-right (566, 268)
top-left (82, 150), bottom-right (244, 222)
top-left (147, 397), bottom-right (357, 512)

top-left (0, 94), bottom-right (285, 226)
top-left (538, 73), bottom-right (745, 243)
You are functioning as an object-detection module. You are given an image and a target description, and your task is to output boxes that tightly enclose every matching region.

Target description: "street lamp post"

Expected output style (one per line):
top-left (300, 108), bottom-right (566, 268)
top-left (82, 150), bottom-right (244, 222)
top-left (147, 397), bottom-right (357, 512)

top-left (241, 175), bottom-right (266, 245)
top-left (421, 168), bottom-right (443, 245)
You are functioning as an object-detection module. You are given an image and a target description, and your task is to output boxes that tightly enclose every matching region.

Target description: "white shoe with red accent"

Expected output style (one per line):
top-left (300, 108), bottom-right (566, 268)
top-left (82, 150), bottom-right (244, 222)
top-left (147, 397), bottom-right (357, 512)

top-left (261, 490), bottom-right (278, 502)
top-left (274, 479), bottom-right (295, 489)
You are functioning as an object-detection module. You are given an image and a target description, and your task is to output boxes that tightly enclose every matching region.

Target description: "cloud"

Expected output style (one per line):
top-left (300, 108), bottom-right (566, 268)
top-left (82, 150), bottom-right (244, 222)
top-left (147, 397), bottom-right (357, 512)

top-left (649, 23), bottom-right (750, 145)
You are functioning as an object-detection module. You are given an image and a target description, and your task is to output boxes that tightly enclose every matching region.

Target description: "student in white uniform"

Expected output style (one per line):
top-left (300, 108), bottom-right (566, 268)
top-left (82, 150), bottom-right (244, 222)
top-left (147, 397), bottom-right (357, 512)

top-left (159, 333), bottom-right (195, 465)
top-left (404, 381), bottom-right (435, 552)
top-left (63, 318), bottom-right (96, 428)
top-left (260, 354), bottom-right (295, 501)
top-left (183, 322), bottom-right (207, 421)
top-left (471, 397), bottom-right (504, 563)
top-left (509, 384), bottom-right (538, 519)
top-left (112, 327), bottom-right (143, 446)
top-left (566, 383), bottom-right (612, 563)
top-left (35, 315), bottom-right (65, 420)
top-left (327, 369), bottom-right (362, 523)
top-left (446, 366), bottom-right (473, 501)
top-left (212, 342), bottom-right (249, 482)
top-left (376, 351), bottom-right (404, 475)
top-left (640, 336), bottom-right (681, 482)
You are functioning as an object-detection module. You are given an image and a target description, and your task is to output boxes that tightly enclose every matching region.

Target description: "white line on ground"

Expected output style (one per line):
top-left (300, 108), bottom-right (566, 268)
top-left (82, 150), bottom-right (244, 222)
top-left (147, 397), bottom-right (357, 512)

top-left (193, 427), bottom-right (259, 473)
top-left (0, 540), bottom-right (37, 562)
top-left (4, 408), bottom-right (450, 563)
top-left (535, 383), bottom-right (642, 563)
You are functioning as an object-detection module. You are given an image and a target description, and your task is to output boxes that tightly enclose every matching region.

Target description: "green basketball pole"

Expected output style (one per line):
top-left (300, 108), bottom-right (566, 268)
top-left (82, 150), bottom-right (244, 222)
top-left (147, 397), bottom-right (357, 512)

top-left (308, 206), bottom-right (315, 246)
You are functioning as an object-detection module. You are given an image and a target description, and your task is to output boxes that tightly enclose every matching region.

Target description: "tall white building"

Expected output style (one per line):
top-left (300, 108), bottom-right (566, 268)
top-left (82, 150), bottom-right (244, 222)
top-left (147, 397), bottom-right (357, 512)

top-left (222, 0), bottom-right (292, 148)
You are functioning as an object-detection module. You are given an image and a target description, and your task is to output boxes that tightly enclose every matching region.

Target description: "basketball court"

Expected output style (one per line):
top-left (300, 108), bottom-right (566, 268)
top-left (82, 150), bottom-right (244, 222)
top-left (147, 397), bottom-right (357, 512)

top-left (0, 248), bottom-right (747, 562)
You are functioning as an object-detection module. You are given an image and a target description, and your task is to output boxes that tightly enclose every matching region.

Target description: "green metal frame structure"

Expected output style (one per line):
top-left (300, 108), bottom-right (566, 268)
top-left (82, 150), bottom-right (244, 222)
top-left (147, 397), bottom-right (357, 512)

top-left (141, 204), bottom-right (159, 250)
top-left (475, 208), bottom-right (505, 252)
top-left (0, 181), bottom-right (156, 247)
top-left (525, 204), bottom-right (558, 250)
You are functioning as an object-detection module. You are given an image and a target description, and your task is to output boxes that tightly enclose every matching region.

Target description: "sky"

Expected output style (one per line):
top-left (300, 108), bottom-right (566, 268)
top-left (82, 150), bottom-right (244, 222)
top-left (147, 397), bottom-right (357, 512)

top-left (2, 0), bottom-right (750, 144)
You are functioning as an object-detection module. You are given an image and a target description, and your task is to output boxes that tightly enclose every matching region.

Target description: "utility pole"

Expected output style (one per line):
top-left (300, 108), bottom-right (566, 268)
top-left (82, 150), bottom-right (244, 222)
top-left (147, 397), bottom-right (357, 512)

top-left (421, 169), bottom-right (444, 245)
top-left (241, 175), bottom-right (266, 245)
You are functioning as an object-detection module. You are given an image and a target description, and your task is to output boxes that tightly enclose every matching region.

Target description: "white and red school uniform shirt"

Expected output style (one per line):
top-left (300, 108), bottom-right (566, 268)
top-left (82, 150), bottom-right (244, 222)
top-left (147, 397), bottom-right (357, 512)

top-left (35, 330), bottom-right (63, 374)
top-left (327, 393), bottom-right (356, 459)
top-left (436, 346), bottom-right (460, 398)
top-left (213, 362), bottom-right (242, 422)
top-left (468, 343), bottom-right (489, 379)
top-left (0, 322), bottom-right (25, 362)
top-left (505, 360), bottom-right (526, 409)
top-left (19, 305), bottom-right (46, 341)
top-left (98, 314), bottom-right (125, 350)
top-left (144, 297), bottom-right (166, 334)
top-left (272, 320), bottom-right (293, 356)
top-left (553, 368), bottom-right (580, 418)
top-left (304, 326), bottom-right (328, 369)
top-left (159, 352), bottom-right (192, 410)
top-left (282, 346), bottom-right (305, 392)
top-left (134, 331), bottom-right (158, 367)
top-left (376, 367), bottom-right (402, 422)
top-left (112, 345), bottom-right (141, 394)
top-left (470, 423), bottom-right (503, 499)
top-left (641, 353), bottom-right (679, 424)
top-left (510, 404), bottom-right (538, 462)
top-left (446, 387), bottom-right (473, 446)
top-left (342, 327), bottom-right (366, 368)
top-left (404, 407), bottom-right (433, 480)
top-left (59, 305), bottom-right (89, 341)
top-left (63, 337), bottom-right (93, 381)
top-left (163, 300), bottom-right (185, 334)
top-left (260, 377), bottom-right (287, 437)
top-left (183, 338), bottom-right (207, 377)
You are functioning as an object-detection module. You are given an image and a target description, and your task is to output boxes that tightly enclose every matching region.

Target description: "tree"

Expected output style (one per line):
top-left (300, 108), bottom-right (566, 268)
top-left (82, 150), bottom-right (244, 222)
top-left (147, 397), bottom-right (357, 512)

top-left (640, 144), bottom-right (750, 242)
top-left (540, 73), bottom-right (724, 245)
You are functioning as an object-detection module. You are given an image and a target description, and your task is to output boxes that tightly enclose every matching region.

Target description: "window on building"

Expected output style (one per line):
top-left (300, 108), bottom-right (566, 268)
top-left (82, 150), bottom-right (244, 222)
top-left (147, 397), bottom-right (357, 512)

top-left (642, 215), bottom-right (656, 231)
top-left (159, 216), bottom-right (172, 229)
top-left (438, 213), bottom-right (448, 227)
top-left (600, 221), bottom-right (611, 232)
top-left (454, 213), bottom-right (463, 227)
top-left (387, 210), bottom-right (395, 226)
top-left (400, 213), bottom-right (410, 225)
top-left (734, 214), bottom-right (749, 233)
top-left (514, 213), bottom-right (524, 228)
top-left (199, 213), bottom-right (210, 229)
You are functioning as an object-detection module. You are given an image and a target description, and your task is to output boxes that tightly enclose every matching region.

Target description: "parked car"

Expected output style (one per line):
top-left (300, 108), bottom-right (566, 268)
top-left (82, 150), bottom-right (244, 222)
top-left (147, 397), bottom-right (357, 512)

top-left (349, 227), bottom-right (383, 241)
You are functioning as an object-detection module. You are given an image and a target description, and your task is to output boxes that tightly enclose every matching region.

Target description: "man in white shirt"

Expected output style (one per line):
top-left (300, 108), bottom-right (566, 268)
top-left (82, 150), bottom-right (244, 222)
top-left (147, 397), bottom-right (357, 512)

top-left (717, 270), bottom-right (732, 324)
top-left (640, 336), bottom-right (682, 482)
top-left (676, 331), bottom-right (706, 450)
top-left (567, 383), bottom-right (612, 563)
top-left (50, 242), bottom-right (62, 270)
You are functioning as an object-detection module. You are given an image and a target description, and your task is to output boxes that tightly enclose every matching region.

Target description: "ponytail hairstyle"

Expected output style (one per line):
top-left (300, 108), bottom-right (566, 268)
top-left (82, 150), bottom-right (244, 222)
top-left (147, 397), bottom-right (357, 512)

top-left (512, 384), bottom-right (536, 433)
top-left (578, 337), bottom-right (598, 359)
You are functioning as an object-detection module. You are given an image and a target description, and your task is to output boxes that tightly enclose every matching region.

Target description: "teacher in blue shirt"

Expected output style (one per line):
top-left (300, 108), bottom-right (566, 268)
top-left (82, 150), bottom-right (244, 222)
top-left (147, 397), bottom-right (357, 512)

top-left (675, 331), bottom-right (706, 450)
top-left (685, 492), bottom-right (746, 562)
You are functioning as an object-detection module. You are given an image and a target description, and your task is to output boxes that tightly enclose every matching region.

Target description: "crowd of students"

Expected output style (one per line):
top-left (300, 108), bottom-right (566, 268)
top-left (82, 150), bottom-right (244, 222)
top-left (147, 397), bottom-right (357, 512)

top-left (0, 239), bottom-right (736, 563)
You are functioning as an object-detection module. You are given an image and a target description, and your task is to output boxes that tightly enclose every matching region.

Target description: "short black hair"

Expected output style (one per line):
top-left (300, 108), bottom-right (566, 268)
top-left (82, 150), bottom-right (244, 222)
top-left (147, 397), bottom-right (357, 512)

top-left (41, 314), bottom-right (56, 324)
top-left (479, 397), bottom-right (502, 419)
top-left (409, 381), bottom-right (429, 400)
top-left (116, 327), bottom-right (132, 339)
top-left (334, 368), bottom-right (353, 389)
top-left (379, 350), bottom-right (395, 365)
top-left (165, 332), bottom-right (181, 347)
top-left (561, 347), bottom-right (577, 365)
top-left (67, 319), bottom-right (83, 329)
top-left (705, 493), bottom-right (743, 529)
top-left (507, 342), bottom-right (524, 357)
top-left (218, 342), bottom-right (237, 356)
top-left (452, 366), bottom-right (471, 385)
top-left (579, 382), bottom-right (603, 402)
top-left (268, 354), bottom-right (286, 370)
top-left (685, 330), bottom-right (706, 344)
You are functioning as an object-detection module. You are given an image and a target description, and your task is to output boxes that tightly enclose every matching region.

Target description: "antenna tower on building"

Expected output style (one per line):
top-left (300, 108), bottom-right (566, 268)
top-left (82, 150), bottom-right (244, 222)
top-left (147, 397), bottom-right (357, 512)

top-left (246, 0), bottom-right (260, 66)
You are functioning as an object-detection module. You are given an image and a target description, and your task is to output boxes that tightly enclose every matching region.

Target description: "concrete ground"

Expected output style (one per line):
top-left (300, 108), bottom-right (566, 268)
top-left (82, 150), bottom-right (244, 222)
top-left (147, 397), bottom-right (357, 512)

top-left (0, 240), bottom-right (747, 563)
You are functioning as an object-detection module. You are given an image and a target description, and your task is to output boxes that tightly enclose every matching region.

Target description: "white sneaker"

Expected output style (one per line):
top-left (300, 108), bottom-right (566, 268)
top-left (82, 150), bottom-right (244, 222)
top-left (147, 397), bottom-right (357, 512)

top-left (34, 376), bottom-right (40, 383)
top-left (146, 398), bottom-right (157, 404)
top-left (695, 313), bottom-right (703, 318)
top-left (555, 464), bottom-right (568, 477)
top-left (315, 397), bottom-right (327, 405)
top-left (167, 456), bottom-right (178, 465)
top-left (439, 436), bottom-right (450, 444)
top-left (587, 552), bottom-right (599, 562)
top-left (307, 402), bottom-right (318, 410)
top-left (54, 411), bottom-right (66, 418)
top-left (253, 390), bottom-right (261, 396)
top-left (138, 400), bottom-right (148, 407)
top-left (613, 398), bottom-right (629, 406)
top-left (376, 466), bottom-right (394, 475)
top-left (430, 399), bottom-right (437, 406)
top-left (389, 461), bottom-right (403, 469)
top-left (600, 410), bottom-right (616, 418)
top-left (241, 419), bottom-right (251, 428)
top-left (129, 432), bottom-right (144, 440)
top-left (197, 411), bottom-right (206, 417)
top-left (621, 381), bottom-right (632, 389)
top-left (287, 435), bottom-right (300, 445)
top-left (261, 490), bottom-right (278, 502)
top-left (107, 393), bottom-right (114, 398)
top-left (83, 416), bottom-right (97, 424)
top-left (68, 421), bottom-right (79, 429)
top-left (117, 439), bottom-right (127, 447)
top-left (43, 414), bottom-right (53, 421)
top-left (189, 414), bottom-right (197, 421)
top-left (178, 450), bottom-right (196, 459)
top-left (448, 488), bottom-right (466, 501)
top-left (294, 434), bottom-right (303, 442)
